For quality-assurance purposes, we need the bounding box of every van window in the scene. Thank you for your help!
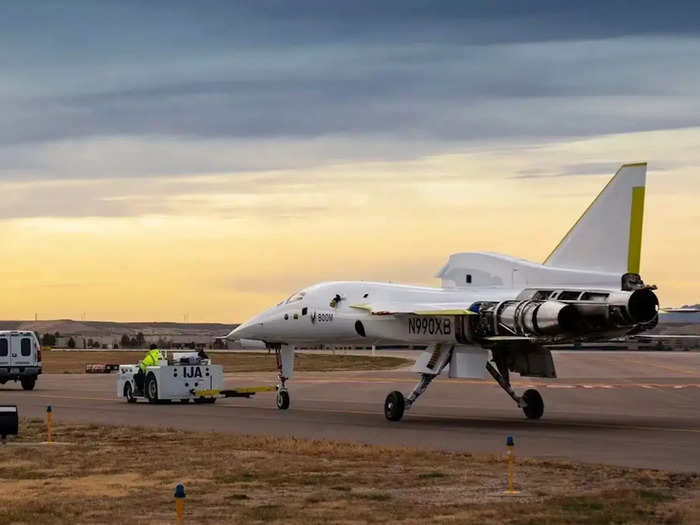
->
[21,338,31,356]
[0,339,7,357]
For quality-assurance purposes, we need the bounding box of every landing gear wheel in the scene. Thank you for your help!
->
[124,382,136,403]
[522,389,544,420]
[276,389,290,410]
[384,390,405,422]
[20,376,36,391]
[145,374,159,404]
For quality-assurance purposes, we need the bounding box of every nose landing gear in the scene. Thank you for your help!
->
[270,343,294,410]
[276,388,290,410]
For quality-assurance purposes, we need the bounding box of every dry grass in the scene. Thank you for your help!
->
[1,419,698,524]
[40,350,411,374]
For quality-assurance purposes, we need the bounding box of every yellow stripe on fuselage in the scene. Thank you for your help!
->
[627,186,645,274]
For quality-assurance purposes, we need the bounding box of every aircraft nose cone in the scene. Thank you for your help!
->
[227,319,262,340]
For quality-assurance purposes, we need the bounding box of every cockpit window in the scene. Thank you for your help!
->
[285,290,306,304]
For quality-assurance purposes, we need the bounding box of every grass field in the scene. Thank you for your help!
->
[1,420,698,524]
[40,350,411,374]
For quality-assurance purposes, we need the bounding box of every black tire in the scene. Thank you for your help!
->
[522,389,544,420]
[384,391,405,421]
[21,376,36,391]
[145,374,159,404]
[124,382,137,403]
[276,389,290,410]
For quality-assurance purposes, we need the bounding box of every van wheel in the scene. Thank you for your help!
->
[21,376,36,391]
[145,374,158,403]
[124,382,137,403]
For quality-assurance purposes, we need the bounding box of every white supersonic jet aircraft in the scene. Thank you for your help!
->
[228,162,696,421]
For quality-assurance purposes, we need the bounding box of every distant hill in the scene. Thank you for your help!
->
[0,319,236,338]
[658,304,700,324]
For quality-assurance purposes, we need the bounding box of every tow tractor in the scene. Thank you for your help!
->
[117,351,281,404]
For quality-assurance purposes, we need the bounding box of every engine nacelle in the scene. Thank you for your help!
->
[469,288,659,340]
[471,300,577,338]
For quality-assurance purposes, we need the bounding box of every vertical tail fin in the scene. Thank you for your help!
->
[544,163,647,274]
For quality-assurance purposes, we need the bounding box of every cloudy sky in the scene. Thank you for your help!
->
[1,1,699,321]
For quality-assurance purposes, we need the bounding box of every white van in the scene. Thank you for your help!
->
[0,331,42,390]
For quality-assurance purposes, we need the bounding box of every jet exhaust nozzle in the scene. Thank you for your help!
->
[531,301,579,334]
[627,288,659,324]
[478,300,578,338]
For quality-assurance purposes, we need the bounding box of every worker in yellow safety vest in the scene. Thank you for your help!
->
[134,344,163,395]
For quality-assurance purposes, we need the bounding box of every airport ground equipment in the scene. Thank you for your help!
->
[0,331,42,390]
[117,352,276,404]
[0,405,19,440]
[86,364,120,373]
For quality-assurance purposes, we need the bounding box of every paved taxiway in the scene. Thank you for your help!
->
[2,351,699,472]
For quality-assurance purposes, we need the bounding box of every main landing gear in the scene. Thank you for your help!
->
[385,371,443,422]
[385,344,452,422]
[486,360,544,420]
[383,349,545,422]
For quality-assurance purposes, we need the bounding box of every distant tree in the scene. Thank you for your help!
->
[113,343,119,350]
[54,331,60,339]
[120,334,130,348]
[135,332,145,348]
[41,333,56,346]
[91,340,101,348]
[67,337,76,349]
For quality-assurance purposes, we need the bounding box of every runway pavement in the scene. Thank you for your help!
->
[2,351,699,472]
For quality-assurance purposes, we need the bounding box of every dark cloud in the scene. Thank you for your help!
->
[1,2,700,179]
